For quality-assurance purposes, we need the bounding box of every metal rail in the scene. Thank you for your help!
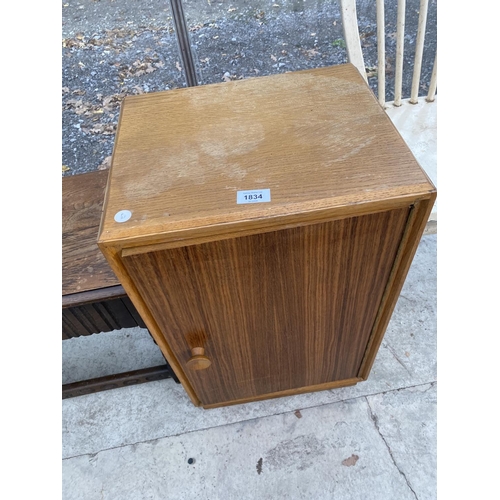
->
[169,0,198,87]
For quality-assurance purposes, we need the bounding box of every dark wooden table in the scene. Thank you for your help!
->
[62,170,178,398]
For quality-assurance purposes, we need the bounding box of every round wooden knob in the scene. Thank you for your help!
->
[186,347,212,371]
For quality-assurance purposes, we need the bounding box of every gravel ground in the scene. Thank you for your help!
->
[62,0,436,176]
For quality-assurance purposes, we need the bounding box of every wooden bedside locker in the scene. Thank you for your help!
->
[98,63,436,409]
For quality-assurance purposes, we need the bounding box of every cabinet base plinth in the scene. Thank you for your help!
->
[201,378,362,409]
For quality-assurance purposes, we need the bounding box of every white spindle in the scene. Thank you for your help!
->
[377,0,386,106]
[340,0,368,83]
[394,0,406,106]
[426,53,437,102]
[410,0,429,103]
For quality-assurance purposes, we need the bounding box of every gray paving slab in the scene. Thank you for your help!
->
[62,235,436,460]
[366,383,437,500]
[63,397,420,500]
[63,327,166,384]
[62,376,340,459]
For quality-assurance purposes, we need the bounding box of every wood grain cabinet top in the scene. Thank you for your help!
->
[98,64,436,408]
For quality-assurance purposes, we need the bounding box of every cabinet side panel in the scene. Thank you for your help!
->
[122,208,410,406]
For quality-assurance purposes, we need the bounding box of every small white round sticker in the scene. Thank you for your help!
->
[114,210,132,223]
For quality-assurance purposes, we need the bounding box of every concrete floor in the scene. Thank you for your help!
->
[62,234,436,500]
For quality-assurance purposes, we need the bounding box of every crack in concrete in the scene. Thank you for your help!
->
[419,381,436,392]
[384,341,413,377]
[398,294,413,302]
[366,397,419,500]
